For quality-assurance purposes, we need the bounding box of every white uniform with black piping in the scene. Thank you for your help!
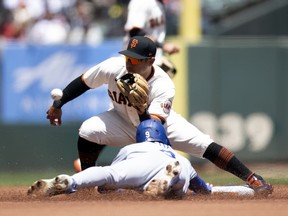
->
[79,56,213,158]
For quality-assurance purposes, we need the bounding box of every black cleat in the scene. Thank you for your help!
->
[248,174,273,197]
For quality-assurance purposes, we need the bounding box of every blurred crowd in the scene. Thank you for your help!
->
[0,0,127,45]
[0,0,259,45]
[0,0,181,45]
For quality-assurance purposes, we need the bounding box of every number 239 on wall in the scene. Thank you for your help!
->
[190,112,274,152]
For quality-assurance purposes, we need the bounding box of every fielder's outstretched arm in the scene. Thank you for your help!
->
[53,75,90,109]
[47,75,90,126]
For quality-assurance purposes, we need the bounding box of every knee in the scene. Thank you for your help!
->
[78,118,106,143]
[79,119,95,136]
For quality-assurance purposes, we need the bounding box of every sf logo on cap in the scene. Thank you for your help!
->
[130,39,138,48]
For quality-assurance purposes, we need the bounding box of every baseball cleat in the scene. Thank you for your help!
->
[144,160,181,197]
[27,174,76,196]
[248,174,273,196]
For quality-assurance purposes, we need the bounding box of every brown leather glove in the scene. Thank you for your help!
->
[116,73,149,114]
[46,106,62,126]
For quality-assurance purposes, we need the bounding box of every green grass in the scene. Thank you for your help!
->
[0,170,74,186]
[196,162,288,186]
[0,170,287,186]
[198,173,288,186]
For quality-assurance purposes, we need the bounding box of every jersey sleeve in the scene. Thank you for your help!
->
[147,74,175,120]
[124,0,148,31]
[83,57,125,89]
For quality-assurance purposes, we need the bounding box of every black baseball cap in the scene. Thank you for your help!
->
[119,36,156,60]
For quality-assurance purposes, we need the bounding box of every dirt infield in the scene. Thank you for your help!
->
[0,185,287,216]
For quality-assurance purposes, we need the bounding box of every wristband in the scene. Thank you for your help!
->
[53,100,63,109]
[139,110,151,122]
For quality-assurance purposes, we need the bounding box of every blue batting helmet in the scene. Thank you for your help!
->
[136,119,170,145]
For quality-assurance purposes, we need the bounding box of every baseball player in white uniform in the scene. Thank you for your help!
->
[46,36,272,196]
[123,0,179,77]
[28,120,254,197]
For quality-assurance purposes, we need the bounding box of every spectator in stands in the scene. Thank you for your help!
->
[66,0,104,45]
[27,8,69,44]
[1,1,32,41]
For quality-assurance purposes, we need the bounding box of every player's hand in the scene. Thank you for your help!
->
[46,106,62,126]
[162,42,179,55]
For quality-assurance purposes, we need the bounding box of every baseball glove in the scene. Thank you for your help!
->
[159,56,177,78]
[116,73,149,113]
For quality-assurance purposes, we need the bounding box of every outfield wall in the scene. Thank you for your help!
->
[0,38,287,171]
[187,37,288,162]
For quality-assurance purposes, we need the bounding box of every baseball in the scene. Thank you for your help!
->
[50,88,63,101]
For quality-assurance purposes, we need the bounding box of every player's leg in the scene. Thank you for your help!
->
[202,142,273,196]
[28,154,166,197]
[166,113,272,196]
[144,160,182,197]
[143,152,211,197]
[27,166,118,197]
[27,174,77,196]
[77,109,136,171]
[77,137,106,170]
[74,153,180,191]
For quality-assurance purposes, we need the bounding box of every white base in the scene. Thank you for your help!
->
[211,185,255,196]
